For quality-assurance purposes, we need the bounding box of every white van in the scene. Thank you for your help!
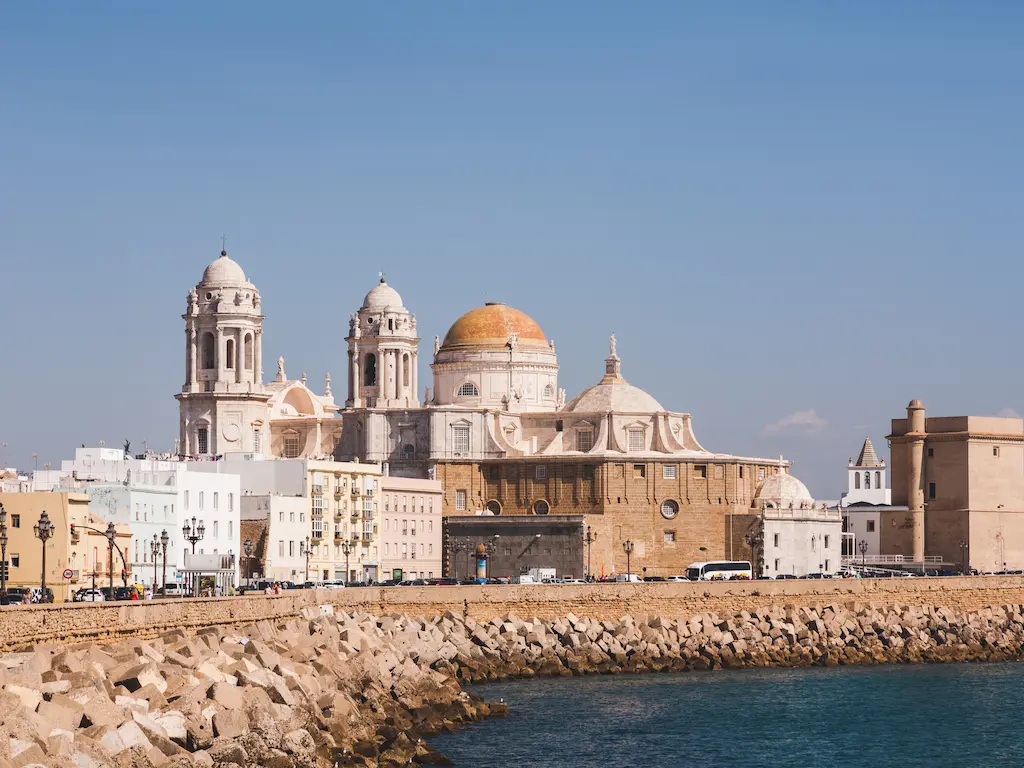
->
[614,573,642,583]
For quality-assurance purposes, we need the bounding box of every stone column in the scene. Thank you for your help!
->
[907,399,927,563]
[411,349,418,407]
[188,326,197,388]
[347,348,356,407]
[236,328,243,384]
[254,329,262,390]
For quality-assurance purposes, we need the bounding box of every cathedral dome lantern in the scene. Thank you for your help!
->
[564,336,664,413]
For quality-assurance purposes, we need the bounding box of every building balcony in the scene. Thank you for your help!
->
[334,531,344,541]
[334,513,344,523]
[310,530,323,541]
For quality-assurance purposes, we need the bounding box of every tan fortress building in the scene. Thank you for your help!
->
[338,284,794,578]
[886,399,1024,573]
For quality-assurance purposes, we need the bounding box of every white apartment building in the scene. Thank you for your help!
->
[380,476,443,581]
[33,446,241,588]
[241,495,307,583]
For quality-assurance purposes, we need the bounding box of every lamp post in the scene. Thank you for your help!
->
[0,502,8,598]
[584,525,598,582]
[744,528,764,579]
[33,512,55,602]
[101,521,117,597]
[182,517,205,597]
[959,540,969,575]
[622,539,634,580]
[160,529,169,594]
[341,539,353,584]
[304,537,311,583]
[151,535,160,592]
[858,539,868,567]
[449,537,468,581]
[243,539,253,588]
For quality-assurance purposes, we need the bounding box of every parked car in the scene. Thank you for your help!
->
[74,588,106,602]
[159,583,188,598]
[113,586,139,601]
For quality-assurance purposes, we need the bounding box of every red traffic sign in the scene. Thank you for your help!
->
[62,568,74,580]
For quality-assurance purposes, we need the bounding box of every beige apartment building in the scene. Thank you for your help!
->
[379,476,443,581]
[0,492,131,601]
[886,400,1024,572]
[306,460,383,583]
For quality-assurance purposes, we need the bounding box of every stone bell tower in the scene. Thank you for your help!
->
[176,248,270,456]
[346,277,420,409]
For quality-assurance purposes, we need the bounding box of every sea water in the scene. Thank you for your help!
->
[433,663,1024,767]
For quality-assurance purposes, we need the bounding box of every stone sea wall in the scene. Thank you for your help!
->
[6,576,1024,649]
[4,600,1024,766]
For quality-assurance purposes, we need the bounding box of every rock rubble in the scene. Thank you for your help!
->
[2,600,1024,766]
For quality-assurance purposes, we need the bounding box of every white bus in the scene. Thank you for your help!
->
[685,561,753,581]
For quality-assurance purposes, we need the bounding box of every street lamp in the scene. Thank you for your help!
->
[243,539,253,588]
[858,539,868,566]
[182,517,205,596]
[744,528,764,579]
[150,534,160,593]
[0,502,8,598]
[959,540,969,575]
[304,536,311,583]
[103,522,117,597]
[160,529,169,594]
[584,525,598,582]
[33,512,55,602]
[341,539,353,584]
[622,539,634,580]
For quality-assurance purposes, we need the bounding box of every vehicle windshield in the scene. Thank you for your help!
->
[686,567,700,580]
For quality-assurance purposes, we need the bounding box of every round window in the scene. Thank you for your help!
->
[486,500,502,515]
[661,500,679,519]
[206,292,213,300]
[533,500,549,515]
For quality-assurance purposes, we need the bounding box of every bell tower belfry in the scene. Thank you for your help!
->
[176,249,270,456]
[346,276,420,409]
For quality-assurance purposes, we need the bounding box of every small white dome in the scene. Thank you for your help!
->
[754,472,814,508]
[564,381,664,413]
[362,278,404,310]
[202,250,249,285]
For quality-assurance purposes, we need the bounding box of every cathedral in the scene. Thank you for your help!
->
[176,249,341,459]
[175,249,805,576]
[337,278,792,577]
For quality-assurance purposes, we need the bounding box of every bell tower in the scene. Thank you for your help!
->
[346,276,420,409]
[176,248,270,456]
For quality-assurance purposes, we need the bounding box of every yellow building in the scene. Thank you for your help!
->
[306,460,383,583]
[0,492,131,602]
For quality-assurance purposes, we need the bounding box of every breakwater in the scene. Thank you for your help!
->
[7,575,1024,649]
[5,598,1024,766]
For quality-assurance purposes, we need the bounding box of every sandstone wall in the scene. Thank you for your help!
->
[6,576,1024,649]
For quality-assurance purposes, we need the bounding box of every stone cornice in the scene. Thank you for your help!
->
[888,431,1024,444]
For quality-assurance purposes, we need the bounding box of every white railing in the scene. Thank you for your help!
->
[763,507,842,522]
[842,554,943,565]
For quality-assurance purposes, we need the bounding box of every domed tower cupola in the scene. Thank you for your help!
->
[176,246,270,457]
[346,275,420,409]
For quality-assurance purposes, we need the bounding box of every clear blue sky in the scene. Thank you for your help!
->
[2,2,1022,495]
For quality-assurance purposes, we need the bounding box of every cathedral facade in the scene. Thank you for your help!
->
[337,282,792,577]
[177,249,342,459]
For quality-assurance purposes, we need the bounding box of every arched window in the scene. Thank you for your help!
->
[875,471,881,489]
[457,382,479,397]
[661,500,679,519]
[201,332,216,369]
[401,444,415,460]
[543,383,554,399]
[533,499,549,515]
[486,500,502,515]
[225,338,235,369]
[864,472,871,490]
[363,354,377,387]
[244,334,253,370]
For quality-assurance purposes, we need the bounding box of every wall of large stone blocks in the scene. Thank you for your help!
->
[437,459,777,577]
[6,576,1024,650]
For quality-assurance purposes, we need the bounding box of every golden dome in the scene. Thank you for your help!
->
[441,302,549,351]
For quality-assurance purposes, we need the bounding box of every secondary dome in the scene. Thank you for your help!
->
[362,278,404,310]
[564,381,664,413]
[202,250,249,286]
[753,471,814,508]
[441,302,549,351]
